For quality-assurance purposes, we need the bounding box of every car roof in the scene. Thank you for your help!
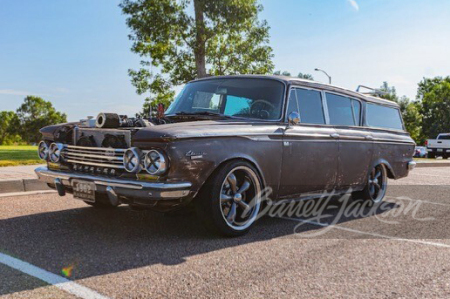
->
[192,75,400,107]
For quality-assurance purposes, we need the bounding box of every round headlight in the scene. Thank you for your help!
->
[123,147,142,173]
[144,150,167,175]
[49,143,64,163]
[38,141,49,160]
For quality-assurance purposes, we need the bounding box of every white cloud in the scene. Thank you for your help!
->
[0,89,31,96]
[347,0,359,11]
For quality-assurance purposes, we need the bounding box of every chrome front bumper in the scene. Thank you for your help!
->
[35,166,192,203]
[408,161,417,171]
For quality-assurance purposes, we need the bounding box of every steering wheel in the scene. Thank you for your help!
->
[250,100,275,119]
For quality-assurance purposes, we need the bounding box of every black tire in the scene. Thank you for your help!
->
[195,160,263,237]
[428,152,436,159]
[352,164,388,204]
[83,194,119,209]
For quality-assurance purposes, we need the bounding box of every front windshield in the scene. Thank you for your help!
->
[166,78,285,120]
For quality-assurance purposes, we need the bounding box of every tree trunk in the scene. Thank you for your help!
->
[194,0,207,78]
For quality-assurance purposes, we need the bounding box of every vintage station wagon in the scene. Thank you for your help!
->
[36,75,416,236]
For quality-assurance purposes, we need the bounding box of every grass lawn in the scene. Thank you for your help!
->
[0,145,42,167]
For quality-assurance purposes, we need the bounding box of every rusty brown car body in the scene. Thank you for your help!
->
[35,75,416,236]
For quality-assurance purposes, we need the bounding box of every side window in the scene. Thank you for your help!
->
[287,88,325,124]
[366,104,404,130]
[326,93,358,126]
[351,99,361,125]
[286,90,299,118]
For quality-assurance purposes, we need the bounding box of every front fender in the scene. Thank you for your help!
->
[163,136,282,198]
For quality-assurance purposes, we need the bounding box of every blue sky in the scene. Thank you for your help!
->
[1,0,450,121]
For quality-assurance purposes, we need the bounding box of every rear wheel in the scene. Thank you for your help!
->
[195,160,262,237]
[353,164,388,203]
[428,152,436,159]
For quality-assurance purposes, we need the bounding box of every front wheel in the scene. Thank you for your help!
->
[195,161,263,237]
[353,164,388,203]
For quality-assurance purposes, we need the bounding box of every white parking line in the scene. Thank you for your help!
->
[278,216,450,248]
[386,195,450,208]
[0,252,109,299]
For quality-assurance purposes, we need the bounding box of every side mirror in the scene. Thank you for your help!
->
[288,112,300,126]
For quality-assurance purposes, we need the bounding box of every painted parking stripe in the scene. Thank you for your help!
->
[386,195,450,208]
[0,252,109,299]
[278,216,450,248]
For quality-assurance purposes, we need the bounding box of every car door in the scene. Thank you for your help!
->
[324,93,373,189]
[279,87,339,199]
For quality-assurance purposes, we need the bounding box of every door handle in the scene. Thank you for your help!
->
[365,135,374,140]
[330,133,340,139]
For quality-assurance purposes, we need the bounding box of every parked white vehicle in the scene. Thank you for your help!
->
[426,133,450,158]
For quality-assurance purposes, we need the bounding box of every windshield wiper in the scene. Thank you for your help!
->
[173,111,233,118]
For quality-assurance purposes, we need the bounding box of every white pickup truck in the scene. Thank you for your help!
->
[427,133,450,158]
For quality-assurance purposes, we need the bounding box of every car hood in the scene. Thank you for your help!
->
[132,120,283,143]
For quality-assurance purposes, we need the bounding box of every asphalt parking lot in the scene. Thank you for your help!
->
[1,167,450,298]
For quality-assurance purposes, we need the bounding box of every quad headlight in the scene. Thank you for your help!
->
[144,150,167,175]
[38,141,49,160]
[123,147,142,173]
[48,143,64,163]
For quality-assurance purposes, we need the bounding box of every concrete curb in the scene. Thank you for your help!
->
[0,179,50,194]
[416,162,450,168]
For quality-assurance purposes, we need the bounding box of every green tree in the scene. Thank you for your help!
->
[16,96,67,144]
[297,72,314,80]
[420,80,450,140]
[417,76,450,100]
[273,71,314,80]
[0,111,21,145]
[379,82,424,144]
[121,0,274,114]
[273,71,291,76]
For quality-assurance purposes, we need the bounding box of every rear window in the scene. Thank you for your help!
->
[366,104,404,130]
[438,135,450,140]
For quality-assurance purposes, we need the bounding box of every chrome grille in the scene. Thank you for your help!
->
[63,145,125,169]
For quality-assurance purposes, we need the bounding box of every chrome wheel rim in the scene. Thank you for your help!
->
[220,166,261,231]
[368,165,387,203]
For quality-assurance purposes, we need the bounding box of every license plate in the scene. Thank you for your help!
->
[72,180,96,202]
[437,149,444,152]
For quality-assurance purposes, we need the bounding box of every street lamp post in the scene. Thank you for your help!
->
[314,68,332,84]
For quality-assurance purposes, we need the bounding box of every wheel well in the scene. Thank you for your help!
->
[382,163,395,179]
[195,157,265,199]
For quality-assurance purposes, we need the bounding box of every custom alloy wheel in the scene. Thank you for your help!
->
[219,166,261,231]
[352,164,388,203]
[195,161,263,236]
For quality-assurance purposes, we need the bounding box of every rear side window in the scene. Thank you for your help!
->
[287,88,325,124]
[438,135,450,140]
[366,104,404,130]
[325,93,361,126]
